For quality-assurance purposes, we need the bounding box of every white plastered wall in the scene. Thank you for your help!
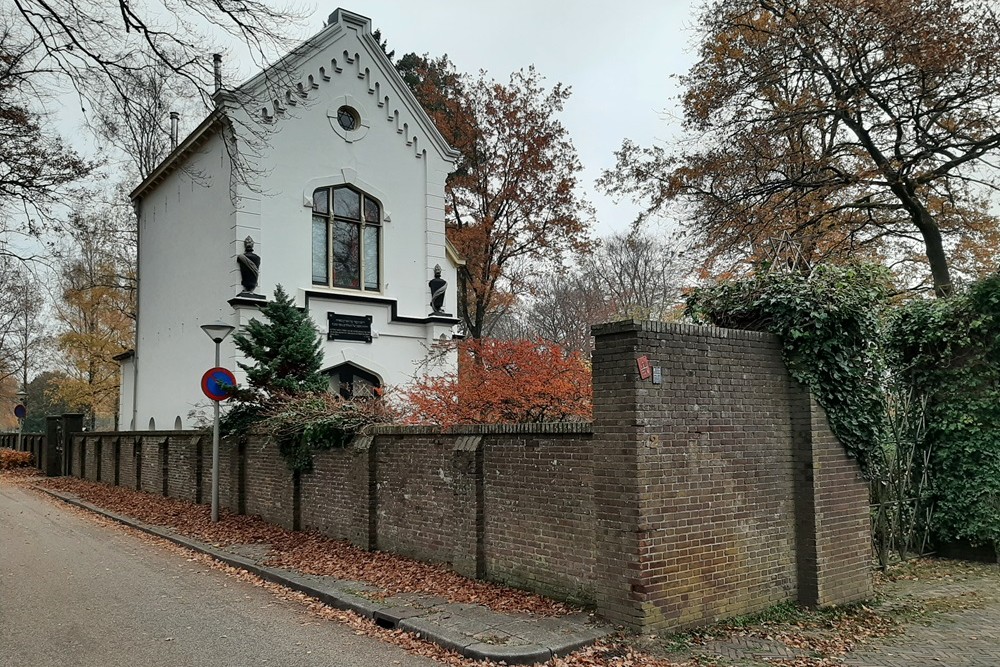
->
[132,131,240,429]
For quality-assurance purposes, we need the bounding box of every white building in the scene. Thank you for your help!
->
[118,8,461,430]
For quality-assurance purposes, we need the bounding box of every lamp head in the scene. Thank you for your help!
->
[200,320,236,343]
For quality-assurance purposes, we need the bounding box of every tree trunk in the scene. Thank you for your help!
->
[912,209,953,298]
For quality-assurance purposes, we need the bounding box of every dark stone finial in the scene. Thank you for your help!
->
[237,236,262,297]
[429,264,448,315]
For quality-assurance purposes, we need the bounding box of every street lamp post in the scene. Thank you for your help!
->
[200,321,235,523]
[15,389,26,453]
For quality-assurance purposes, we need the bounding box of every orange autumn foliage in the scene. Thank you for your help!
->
[403,338,592,427]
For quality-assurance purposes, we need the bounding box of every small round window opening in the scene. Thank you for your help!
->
[337,105,359,132]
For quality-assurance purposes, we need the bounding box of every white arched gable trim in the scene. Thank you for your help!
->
[301,168,392,222]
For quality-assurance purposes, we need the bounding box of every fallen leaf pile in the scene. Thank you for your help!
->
[38,476,569,616]
[0,466,40,480]
[0,449,35,470]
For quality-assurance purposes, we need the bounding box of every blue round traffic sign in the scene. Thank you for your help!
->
[201,367,237,402]
[13,404,26,420]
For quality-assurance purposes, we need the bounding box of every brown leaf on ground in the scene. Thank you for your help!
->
[37,476,570,616]
[0,467,41,480]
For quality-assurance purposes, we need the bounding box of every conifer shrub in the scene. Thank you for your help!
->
[221,285,393,472]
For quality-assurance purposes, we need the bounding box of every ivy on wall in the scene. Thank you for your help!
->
[686,264,892,474]
[888,275,1000,547]
[689,264,1000,550]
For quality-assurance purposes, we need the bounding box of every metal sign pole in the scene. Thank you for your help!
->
[212,339,221,523]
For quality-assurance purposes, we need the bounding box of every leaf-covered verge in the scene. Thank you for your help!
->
[887,274,1000,548]
[686,264,892,473]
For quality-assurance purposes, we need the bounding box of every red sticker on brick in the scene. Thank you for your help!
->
[636,355,652,380]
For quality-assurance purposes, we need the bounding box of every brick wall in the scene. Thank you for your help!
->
[139,436,167,496]
[66,319,871,632]
[590,321,872,631]
[166,435,203,504]
[244,436,295,529]
[118,437,138,490]
[300,445,356,540]
[83,436,101,483]
[374,432,455,563]
[482,432,595,604]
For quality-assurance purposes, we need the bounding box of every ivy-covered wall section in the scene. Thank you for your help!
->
[889,275,1000,549]
[690,265,1000,555]
[686,264,891,474]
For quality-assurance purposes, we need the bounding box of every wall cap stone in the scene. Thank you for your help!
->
[366,422,593,436]
[591,319,778,343]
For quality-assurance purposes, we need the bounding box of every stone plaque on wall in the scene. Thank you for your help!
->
[327,313,373,343]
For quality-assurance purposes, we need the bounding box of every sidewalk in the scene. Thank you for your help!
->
[39,485,610,665]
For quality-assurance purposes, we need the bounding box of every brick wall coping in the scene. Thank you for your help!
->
[592,319,777,343]
[77,423,594,439]
[366,422,593,436]
[74,430,202,438]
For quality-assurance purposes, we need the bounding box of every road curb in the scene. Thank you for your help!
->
[39,487,608,664]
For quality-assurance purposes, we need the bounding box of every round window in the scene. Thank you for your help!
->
[337,105,359,131]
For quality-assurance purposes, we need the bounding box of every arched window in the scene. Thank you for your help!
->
[312,185,380,291]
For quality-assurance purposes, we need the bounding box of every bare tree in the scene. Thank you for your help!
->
[497,232,690,355]
[0,259,48,392]
[88,60,197,181]
[0,21,92,244]
[602,0,1000,296]
[9,0,300,107]
[582,233,688,322]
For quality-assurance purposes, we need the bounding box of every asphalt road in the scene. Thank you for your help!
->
[0,483,438,667]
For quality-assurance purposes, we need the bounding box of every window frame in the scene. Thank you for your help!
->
[311,185,382,293]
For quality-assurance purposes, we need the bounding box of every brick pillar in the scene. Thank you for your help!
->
[451,435,484,579]
[348,435,377,550]
[61,413,84,477]
[94,437,103,482]
[591,322,646,629]
[792,391,873,607]
[43,416,61,477]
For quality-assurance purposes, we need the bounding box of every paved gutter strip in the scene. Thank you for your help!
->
[39,487,609,665]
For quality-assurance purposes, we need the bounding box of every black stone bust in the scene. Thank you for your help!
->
[237,236,261,296]
[429,264,448,315]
